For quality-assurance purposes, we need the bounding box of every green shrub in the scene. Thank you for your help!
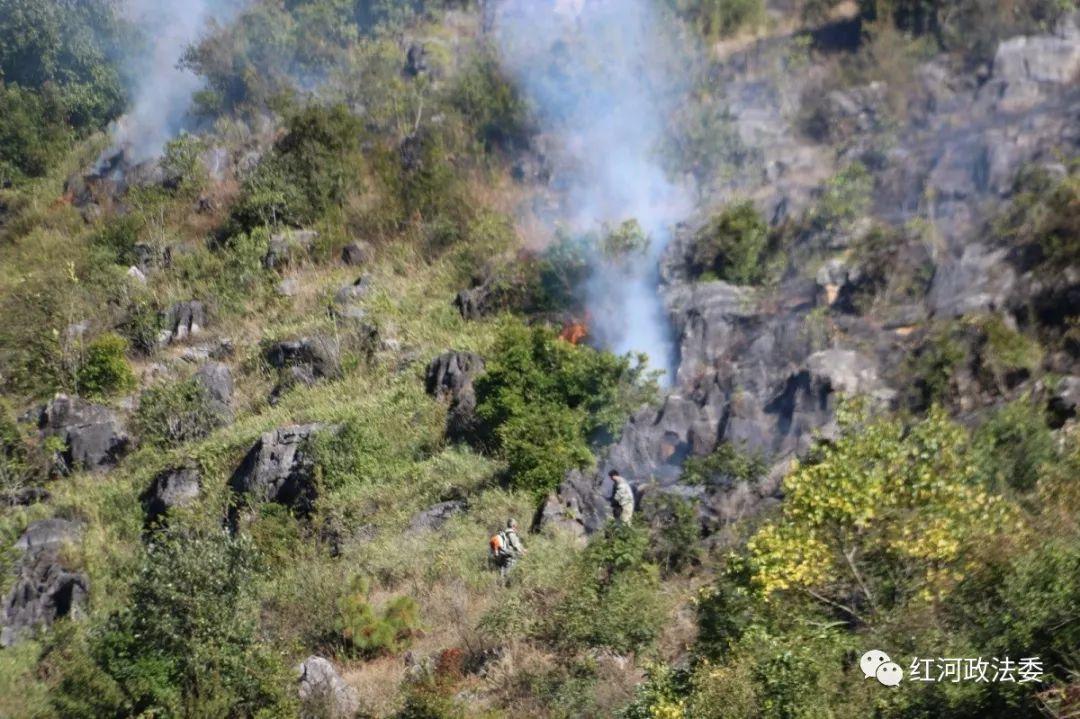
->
[450,51,531,153]
[682,442,766,486]
[549,523,665,654]
[473,321,657,496]
[0,84,70,183]
[161,133,209,198]
[230,103,364,232]
[118,294,164,356]
[690,201,770,285]
[600,219,650,260]
[51,528,295,718]
[996,169,1080,277]
[133,378,226,449]
[336,576,421,658]
[0,399,46,502]
[642,492,702,575]
[90,215,143,267]
[78,333,136,398]
[903,322,967,409]
[973,314,1044,392]
[973,399,1057,493]
[809,162,873,234]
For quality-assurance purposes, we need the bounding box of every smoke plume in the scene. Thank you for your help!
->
[108,0,247,164]
[494,0,693,382]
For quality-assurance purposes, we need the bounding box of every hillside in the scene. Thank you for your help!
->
[0,1,1078,718]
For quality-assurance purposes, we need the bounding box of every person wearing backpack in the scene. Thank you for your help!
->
[490,518,527,582]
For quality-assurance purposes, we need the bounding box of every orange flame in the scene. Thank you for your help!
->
[559,319,588,345]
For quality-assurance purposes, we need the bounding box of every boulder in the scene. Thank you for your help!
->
[815,258,862,310]
[408,500,466,533]
[805,349,895,402]
[540,469,608,538]
[928,244,1016,317]
[332,276,374,329]
[425,351,486,441]
[230,424,332,512]
[404,43,429,78]
[143,465,201,523]
[341,241,373,267]
[265,335,341,380]
[296,656,360,719]
[126,266,147,285]
[819,81,889,141]
[159,300,206,345]
[1048,375,1080,428]
[983,13,1080,111]
[194,361,233,409]
[454,285,492,320]
[264,229,318,270]
[993,17,1080,85]
[38,395,130,473]
[3,487,50,507]
[1,519,88,647]
[269,365,318,406]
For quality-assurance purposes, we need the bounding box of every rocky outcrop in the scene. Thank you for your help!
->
[230,424,333,513]
[454,284,493,320]
[296,656,361,719]
[266,336,342,380]
[38,395,130,473]
[408,500,467,533]
[818,81,889,141]
[143,466,201,523]
[405,43,429,78]
[425,351,486,440]
[264,229,318,270]
[341,241,373,267]
[988,12,1080,111]
[194,361,233,418]
[1048,375,1080,428]
[159,300,206,345]
[1,519,88,647]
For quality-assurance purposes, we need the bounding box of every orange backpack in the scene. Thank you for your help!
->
[489,531,507,559]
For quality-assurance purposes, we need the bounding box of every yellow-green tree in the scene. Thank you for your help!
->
[747,407,1016,618]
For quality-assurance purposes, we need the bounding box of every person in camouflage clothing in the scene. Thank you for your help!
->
[490,518,527,583]
[609,469,634,524]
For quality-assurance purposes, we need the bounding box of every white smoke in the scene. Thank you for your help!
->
[494,0,692,383]
[109,0,248,164]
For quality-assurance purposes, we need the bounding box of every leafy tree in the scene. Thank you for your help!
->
[450,51,531,153]
[473,321,656,495]
[0,84,70,182]
[230,104,364,232]
[50,528,295,718]
[0,0,127,180]
[747,407,1014,615]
